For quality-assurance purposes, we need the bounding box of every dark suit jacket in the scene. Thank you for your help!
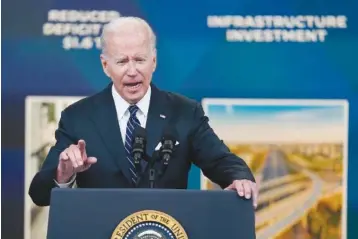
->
[29,83,255,206]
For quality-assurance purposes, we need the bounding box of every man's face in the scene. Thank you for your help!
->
[100,27,156,104]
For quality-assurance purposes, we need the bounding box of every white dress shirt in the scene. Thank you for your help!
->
[55,85,152,187]
[111,84,151,143]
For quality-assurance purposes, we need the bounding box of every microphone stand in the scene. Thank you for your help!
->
[134,159,143,188]
[148,152,159,188]
[149,168,155,188]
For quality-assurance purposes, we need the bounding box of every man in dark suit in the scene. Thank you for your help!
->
[29,16,258,207]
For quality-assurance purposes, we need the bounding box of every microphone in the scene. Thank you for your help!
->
[132,126,146,170]
[159,128,177,176]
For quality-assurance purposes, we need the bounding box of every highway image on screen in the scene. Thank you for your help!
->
[201,99,348,239]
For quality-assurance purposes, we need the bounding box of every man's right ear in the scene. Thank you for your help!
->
[100,54,111,78]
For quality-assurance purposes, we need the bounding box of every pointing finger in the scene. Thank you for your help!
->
[73,147,83,166]
[77,140,86,153]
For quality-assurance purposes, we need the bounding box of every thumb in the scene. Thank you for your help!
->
[86,156,97,165]
[224,183,234,190]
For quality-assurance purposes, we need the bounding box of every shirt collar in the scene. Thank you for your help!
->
[111,84,151,120]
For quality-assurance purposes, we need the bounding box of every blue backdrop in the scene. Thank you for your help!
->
[2,0,358,238]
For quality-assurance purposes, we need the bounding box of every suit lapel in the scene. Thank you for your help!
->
[89,83,171,184]
[90,84,132,184]
[145,85,171,160]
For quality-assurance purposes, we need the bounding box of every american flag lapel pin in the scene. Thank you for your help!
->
[160,114,166,119]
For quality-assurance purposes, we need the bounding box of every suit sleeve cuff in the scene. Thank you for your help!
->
[53,174,76,188]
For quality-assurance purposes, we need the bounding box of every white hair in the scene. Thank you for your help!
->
[100,16,157,55]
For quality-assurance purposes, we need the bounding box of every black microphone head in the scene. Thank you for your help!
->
[160,127,178,158]
[132,126,146,163]
[161,127,178,143]
[134,126,146,139]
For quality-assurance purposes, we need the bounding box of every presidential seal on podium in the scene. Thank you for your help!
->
[111,210,188,239]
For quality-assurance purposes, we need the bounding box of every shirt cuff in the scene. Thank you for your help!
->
[54,174,76,188]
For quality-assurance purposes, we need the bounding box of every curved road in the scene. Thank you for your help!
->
[256,150,324,239]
